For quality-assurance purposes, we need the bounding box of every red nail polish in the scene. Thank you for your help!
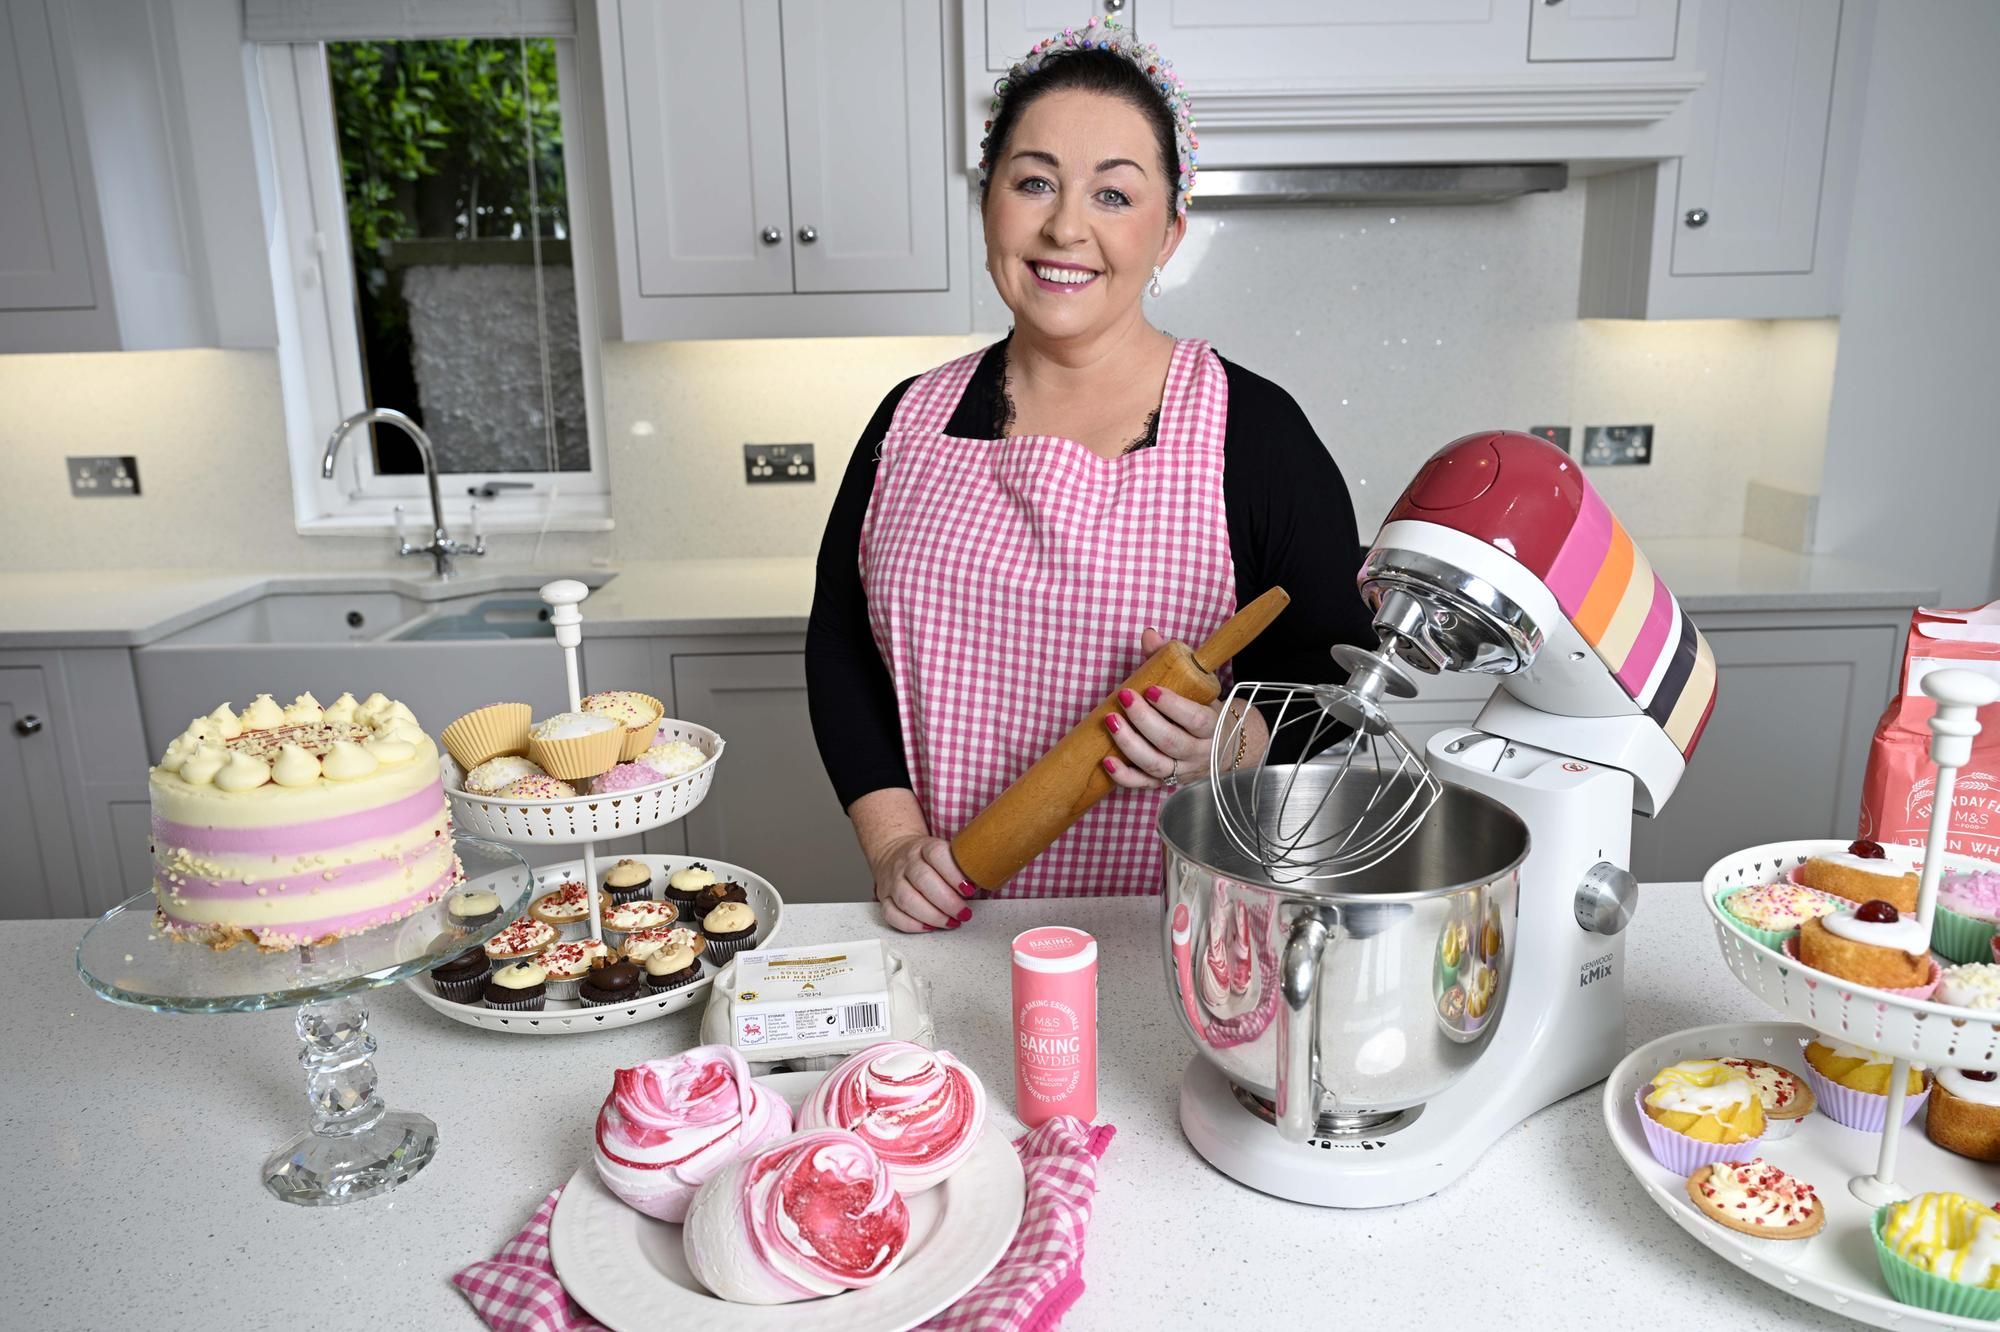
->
[1104,714,1122,734]
[958,881,978,898]
[1118,688,1137,708]
[1144,685,1163,703]
[1102,757,1118,774]
[922,923,937,932]
[957,908,973,923]
[945,918,961,929]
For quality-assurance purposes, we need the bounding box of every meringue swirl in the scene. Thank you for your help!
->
[799,1040,987,1193]
[592,1046,793,1223]
[683,1129,909,1304]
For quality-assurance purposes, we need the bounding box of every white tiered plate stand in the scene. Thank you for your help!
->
[404,579,782,1033]
[1608,666,2000,1328]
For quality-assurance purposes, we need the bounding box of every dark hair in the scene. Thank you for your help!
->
[981,49,1180,222]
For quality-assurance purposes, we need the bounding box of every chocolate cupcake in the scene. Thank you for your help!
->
[578,958,644,1008]
[602,858,655,905]
[431,945,492,1003]
[663,862,716,909]
[446,888,503,931]
[642,937,702,994]
[691,880,750,919]
[484,959,548,1011]
[700,901,759,964]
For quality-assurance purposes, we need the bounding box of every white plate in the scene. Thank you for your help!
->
[441,719,724,844]
[1605,1020,1998,1331]
[550,1071,1027,1332]
[401,854,782,1035]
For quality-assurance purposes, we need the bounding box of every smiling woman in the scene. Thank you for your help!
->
[805,19,1378,933]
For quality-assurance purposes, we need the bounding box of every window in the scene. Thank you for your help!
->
[257,30,609,532]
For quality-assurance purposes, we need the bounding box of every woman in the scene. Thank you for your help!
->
[807,19,1375,932]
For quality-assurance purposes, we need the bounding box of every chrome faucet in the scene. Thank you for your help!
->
[322,407,486,580]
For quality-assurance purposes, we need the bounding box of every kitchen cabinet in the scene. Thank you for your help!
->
[1529,0,1683,62]
[0,667,83,918]
[1579,0,1873,319]
[593,0,972,339]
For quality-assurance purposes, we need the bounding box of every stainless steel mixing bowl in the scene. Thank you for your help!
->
[1160,765,1529,1141]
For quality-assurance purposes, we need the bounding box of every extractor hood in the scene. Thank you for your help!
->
[1194,163,1568,207]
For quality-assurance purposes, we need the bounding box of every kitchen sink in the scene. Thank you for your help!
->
[389,598,555,641]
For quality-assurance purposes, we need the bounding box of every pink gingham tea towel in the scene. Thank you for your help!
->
[453,1117,1116,1332]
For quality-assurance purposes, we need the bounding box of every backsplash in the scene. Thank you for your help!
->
[0,189,1837,573]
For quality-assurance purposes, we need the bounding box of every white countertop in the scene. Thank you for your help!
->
[0,539,1937,649]
[16,884,1851,1331]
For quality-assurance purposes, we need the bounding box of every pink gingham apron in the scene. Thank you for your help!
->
[858,337,1237,898]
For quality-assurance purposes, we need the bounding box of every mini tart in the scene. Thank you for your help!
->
[1803,1039,1929,1094]
[441,702,531,770]
[1799,854,1919,913]
[580,690,665,761]
[602,857,655,904]
[1926,1070,2000,1162]
[538,939,612,1001]
[1717,1056,1816,1130]
[1687,1160,1825,1241]
[482,916,557,962]
[529,882,613,940]
[1874,1193,2000,1317]
[622,925,703,964]
[1643,1061,1767,1143]
[602,898,679,940]
[1796,914,1931,989]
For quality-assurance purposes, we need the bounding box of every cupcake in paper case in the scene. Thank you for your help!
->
[483,959,548,1011]
[1718,881,1842,951]
[1938,962,2000,1012]
[578,959,645,1008]
[664,861,717,909]
[538,939,612,1002]
[580,690,665,761]
[1686,1160,1824,1261]
[1874,1194,2000,1320]
[593,1045,793,1223]
[526,711,625,780]
[641,938,702,994]
[1938,869,2000,963]
[1799,1039,1930,1131]
[462,754,544,795]
[441,702,531,770]
[587,762,664,797]
[1636,1060,1767,1176]
[638,737,709,779]
[496,773,577,802]
[600,857,655,905]
[429,945,492,1003]
[701,900,760,964]
[1781,932,1942,999]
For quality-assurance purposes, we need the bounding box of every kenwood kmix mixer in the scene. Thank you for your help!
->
[1161,430,1718,1207]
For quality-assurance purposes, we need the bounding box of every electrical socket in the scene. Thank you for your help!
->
[1581,425,1653,466]
[1527,425,1572,454]
[68,455,142,497]
[744,443,816,484]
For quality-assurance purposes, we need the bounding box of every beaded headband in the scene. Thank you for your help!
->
[978,16,1198,217]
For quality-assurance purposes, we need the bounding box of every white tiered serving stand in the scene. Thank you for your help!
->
[1606,666,2000,1329]
[406,579,783,1034]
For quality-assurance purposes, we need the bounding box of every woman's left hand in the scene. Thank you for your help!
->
[1101,628,1225,790]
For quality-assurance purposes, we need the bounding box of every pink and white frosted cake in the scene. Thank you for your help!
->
[149,691,460,949]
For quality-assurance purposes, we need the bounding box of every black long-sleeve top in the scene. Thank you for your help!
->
[806,340,1376,811]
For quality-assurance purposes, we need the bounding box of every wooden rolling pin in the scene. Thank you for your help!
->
[951,587,1291,890]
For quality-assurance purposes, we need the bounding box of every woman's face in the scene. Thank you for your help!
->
[984,89,1184,343]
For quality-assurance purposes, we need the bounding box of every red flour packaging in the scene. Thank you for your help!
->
[1857,601,2000,859]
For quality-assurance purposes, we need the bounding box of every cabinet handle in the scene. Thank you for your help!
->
[797,225,819,245]
[760,226,782,246]
[1104,0,1126,10]
[14,715,42,737]
[1684,208,1710,228]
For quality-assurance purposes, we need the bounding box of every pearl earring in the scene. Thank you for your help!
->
[1149,265,1163,298]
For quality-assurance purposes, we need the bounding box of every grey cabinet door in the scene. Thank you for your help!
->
[0,666,84,917]
[672,653,871,905]
[1630,622,1898,882]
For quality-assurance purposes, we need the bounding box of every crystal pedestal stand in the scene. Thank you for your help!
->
[76,835,533,1207]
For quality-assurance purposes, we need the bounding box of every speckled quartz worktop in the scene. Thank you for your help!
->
[0,540,1939,649]
[16,886,1841,1331]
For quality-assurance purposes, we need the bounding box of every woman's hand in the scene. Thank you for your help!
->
[1102,629,1265,788]
[868,833,976,933]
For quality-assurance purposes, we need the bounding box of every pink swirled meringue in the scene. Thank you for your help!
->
[683,1129,910,1305]
[797,1040,987,1193]
[592,1045,793,1222]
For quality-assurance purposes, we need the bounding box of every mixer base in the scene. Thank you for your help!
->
[1224,1080,1423,1139]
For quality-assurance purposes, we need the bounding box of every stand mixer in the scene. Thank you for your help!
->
[1160,430,1718,1207]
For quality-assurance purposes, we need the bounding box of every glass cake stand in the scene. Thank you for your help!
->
[75,835,533,1207]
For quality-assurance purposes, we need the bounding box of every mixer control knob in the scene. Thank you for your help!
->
[1574,862,1638,935]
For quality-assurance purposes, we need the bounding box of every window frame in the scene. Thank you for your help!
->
[256,36,612,534]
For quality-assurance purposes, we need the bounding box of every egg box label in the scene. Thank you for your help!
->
[729,939,891,1056]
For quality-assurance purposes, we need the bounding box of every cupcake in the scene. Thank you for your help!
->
[1794,902,1938,994]
[663,862,716,909]
[1874,1193,2000,1319]
[799,1042,988,1193]
[441,702,531,769]
[430,946,491,1003]
[1637,1060,1767,1175]
[592,1046,793,1222]
[600,897,678,951]
[638,737,708,778]
[1937,869,2000,964]
[580,690,666,761]
[529,881,611,941]
[497,773,577,801]
[462,755,544,795]
[1801,1039,1930,1130]
[539,939,612,1001]
[691,879,750,919]
[1720,881,1841,950]
[484,959,548,1011]
[1716,1056,1817,1140]
[601,857,655,905]
[1939,963,2000,1011]
[579,958,645,1008]
[642,938,702,993]
[1686,1160,1824,1258]
[1799,841,1920,913]
[446,887,504,931]
[622,925,703,966]
[526,712,624,781]
[482,916,557,964]
[587,763,663,796]
[1927,1068,2000,1162]
[701,900,759,964]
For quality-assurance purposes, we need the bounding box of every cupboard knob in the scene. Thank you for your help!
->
[1684,208,1710,228]
[797,225,819,244]
[760,226,782,245]
[1104,0,1126,10]
[14,715,42,737]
